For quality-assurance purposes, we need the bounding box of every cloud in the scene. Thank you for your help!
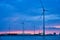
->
[25,8,42,14]
[2,13,60,23]
[1,13,60,30]
[0,3,18,13]
[45,14,60,20]
[25,14,60,21]
[46,27,60,30]
[53,26,60,28]
[3,16,19,22]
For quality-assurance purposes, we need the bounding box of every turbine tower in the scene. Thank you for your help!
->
[9,23,10,34]
[22,22,24,34]
[34,24,35,34]
[40,0,46,35]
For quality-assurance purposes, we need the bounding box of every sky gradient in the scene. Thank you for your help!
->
[0,0,60,34]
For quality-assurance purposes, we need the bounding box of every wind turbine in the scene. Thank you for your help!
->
[21,18,26,34]
[9,23,10,34]
[21,21,24,34]
[34,24,35,34]
[40,0,47,35]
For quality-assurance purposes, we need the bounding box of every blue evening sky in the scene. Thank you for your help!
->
[0,0,60,32]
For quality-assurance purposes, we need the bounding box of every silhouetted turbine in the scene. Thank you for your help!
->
[21,21,25,34]
[34,24,35,34]
[40,0,46,35]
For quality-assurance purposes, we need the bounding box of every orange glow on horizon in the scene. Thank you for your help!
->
[0,30,59,34]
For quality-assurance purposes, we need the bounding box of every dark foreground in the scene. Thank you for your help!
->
[0,35,60,40]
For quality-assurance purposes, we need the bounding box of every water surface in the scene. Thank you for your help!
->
[0,36,60,40]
